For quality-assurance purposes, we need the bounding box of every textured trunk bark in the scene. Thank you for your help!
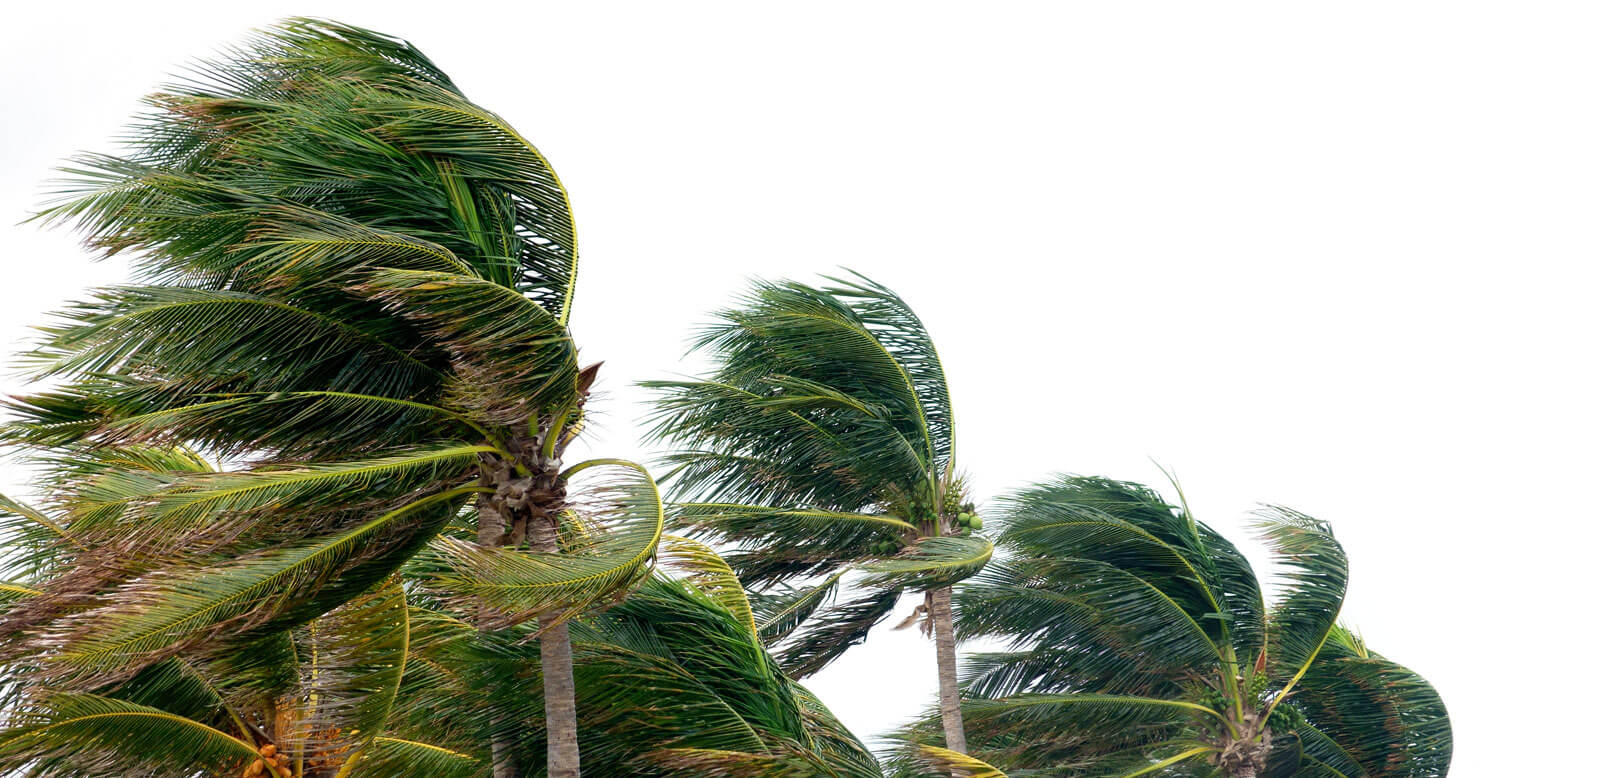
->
[540,617,581,778]
[479,495,521,778]
[929,586,967,753]
[1235,766,1257,778]
[529,510,581,778]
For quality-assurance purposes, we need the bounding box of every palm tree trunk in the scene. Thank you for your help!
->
[478,496,521,778]
[530,514,581,778]
[928,586,967,753]
[540,617,581,777]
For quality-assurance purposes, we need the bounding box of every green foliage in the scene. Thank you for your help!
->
[889,475,1452,777]
[646,273,988,678]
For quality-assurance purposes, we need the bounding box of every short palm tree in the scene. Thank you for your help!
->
[892,475,1451,777]
[2,20,658,777]
[645,274,992,752]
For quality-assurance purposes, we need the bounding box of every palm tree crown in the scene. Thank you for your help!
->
[892,475,1451,778]
[645,273,991,750]
[1,19,658,777]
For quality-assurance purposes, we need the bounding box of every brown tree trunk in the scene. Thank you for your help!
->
[530,513,581,778]
[929,586,967,753]
[479,495,521,778]
[540,617,581,778]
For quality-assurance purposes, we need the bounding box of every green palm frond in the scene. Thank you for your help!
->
[751,572,845,645]
[660,535,758,638]
[27,285,441,398]
[38,486,475,684]
[860,535,993,591]
[1255,507,1349,707]
[692,275,951,479]
[672,502,916,580]
[955,557,1222,690]
[341,736,486,778]
[638,746,840,777]
[356,269,579,421]
[104,445,491,540]
[1287,627,1451,777]
[284,582,410,758]
[0,693,260,776]
[41,17,577,314]
[646,379,929,511]
[771,588,901,679]
[419,460,662,626]
[56,390,486,460]
[950,474,1445,776]
[0,493,80,583]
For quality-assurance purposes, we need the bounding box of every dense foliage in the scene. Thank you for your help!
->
[0,18,1449,778]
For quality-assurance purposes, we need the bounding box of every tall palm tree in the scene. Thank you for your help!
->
[891,475,1451,777]
[2,20,659,777]
[645,274,992,752]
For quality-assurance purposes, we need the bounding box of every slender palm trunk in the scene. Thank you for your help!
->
[478,497,522,778]
[530,493,581,778]
[539,618,581,777]
[929,586,967,753]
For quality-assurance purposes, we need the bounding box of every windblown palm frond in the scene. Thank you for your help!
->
[893,475,1451,778]
[0,580,475,778]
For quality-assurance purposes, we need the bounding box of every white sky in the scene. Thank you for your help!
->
[4,3,1596,774]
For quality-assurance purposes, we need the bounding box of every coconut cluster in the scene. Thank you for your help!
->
[243,744,292,778]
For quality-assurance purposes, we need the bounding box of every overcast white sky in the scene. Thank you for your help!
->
[3,3,1596,773]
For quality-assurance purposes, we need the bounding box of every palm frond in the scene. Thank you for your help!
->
[909,744,1009,778]
[284,582,410,759]
[659,534,757,638]
[751,572,845,645]
[341,736,486,778]
[1255,507,1349,704]
[0,693,259,776]
[26,285,441,399]
[771,588,901,678]
[860,535,994,591]
[33,486,475,685]
[357,269,580,422]
[419,459,662,626]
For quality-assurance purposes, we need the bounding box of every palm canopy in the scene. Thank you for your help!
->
[0,19,656,701]
[644,273,991,677]
[887,476,1450,778]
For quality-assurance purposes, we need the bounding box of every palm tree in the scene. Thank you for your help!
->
[2,20,659,777]
[394,536,884,777]
[890,475,1451,777]
[645,273,992,752]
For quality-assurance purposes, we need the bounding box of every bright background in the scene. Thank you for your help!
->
[5,4,1596,774]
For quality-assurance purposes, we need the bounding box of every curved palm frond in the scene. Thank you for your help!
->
[0,693,260,776]
[1255,507,1349,709]
[419,459,662,627]
[35,486,475,685]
